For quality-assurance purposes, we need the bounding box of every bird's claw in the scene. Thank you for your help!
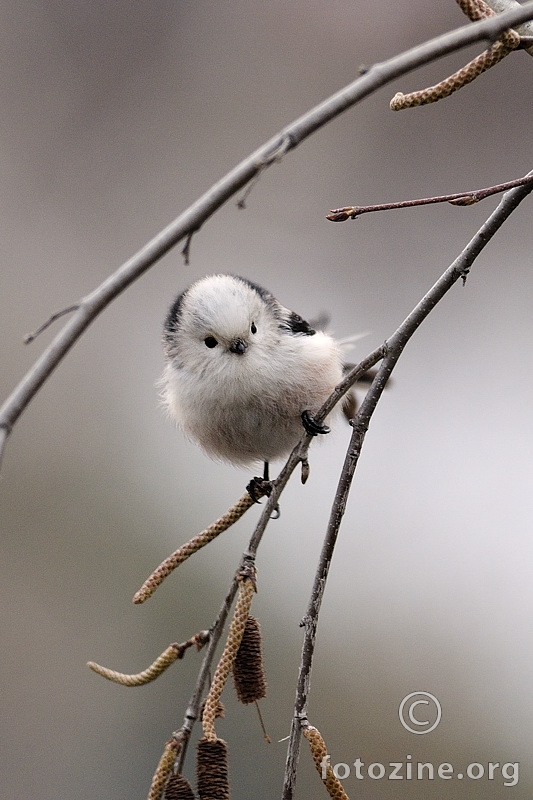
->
[246,477,273,503]
[301,410,330,436]
[246,477,280,518]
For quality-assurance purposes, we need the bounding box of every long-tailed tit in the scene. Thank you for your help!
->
[161,274,353,481]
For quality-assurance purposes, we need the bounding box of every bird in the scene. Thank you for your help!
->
[160,274,354,484]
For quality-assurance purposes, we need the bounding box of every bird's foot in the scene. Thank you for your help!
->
[301,410,330,436]
[246,476,273,503]
[246,467,280,519]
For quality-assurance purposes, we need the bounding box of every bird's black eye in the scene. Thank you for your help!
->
[251,322,257,334]
[204,336,218,348]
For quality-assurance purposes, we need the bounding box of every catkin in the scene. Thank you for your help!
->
[303,725,350,800]
[163,772,196,800]
[197,737,230,800]
[233,615,267,704]
[202,575,256,740]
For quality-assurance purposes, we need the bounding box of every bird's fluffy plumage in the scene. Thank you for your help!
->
[161,274,344,466]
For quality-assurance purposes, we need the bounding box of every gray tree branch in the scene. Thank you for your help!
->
[281,171,533,799]
[485,0,533,48]
[2,2,533,468]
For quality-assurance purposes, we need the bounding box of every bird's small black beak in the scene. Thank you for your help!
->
[229,338,247,355]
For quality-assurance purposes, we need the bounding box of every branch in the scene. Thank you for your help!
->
[326,175,533,221]
[173,573,242,773]
[2,2,533,469]
[281,170,533,800]
[485,0,533,53]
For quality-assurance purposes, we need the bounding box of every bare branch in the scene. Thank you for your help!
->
[0,427,8,472]
[23,305,79,344]
[327,175,533,221]
[281,170,533,800]
[2,2,533,468]
[180,231,195,266]
[173,576,241,773]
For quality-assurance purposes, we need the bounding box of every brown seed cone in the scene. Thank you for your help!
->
[233,615,266,704]
[196,737,230,800]
[164,772,196,800]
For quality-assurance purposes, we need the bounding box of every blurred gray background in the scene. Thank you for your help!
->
[1,2,532,798]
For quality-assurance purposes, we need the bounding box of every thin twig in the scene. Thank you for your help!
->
[2,3,533,470]
[151,434,310,776]
[170,449,307,774]
[23,305,79,344]
[281,170,533,800]
[180,231,195,266]
[327,175,533,221]
[0,426,8,472]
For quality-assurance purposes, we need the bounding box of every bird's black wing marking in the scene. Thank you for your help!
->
[163,289,187,344]
[283,311,316,336]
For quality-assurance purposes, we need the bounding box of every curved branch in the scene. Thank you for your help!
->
[281,170,533,800]
[2,3,533,469]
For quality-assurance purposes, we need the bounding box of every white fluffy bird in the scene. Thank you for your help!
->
[161,274,349,474]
